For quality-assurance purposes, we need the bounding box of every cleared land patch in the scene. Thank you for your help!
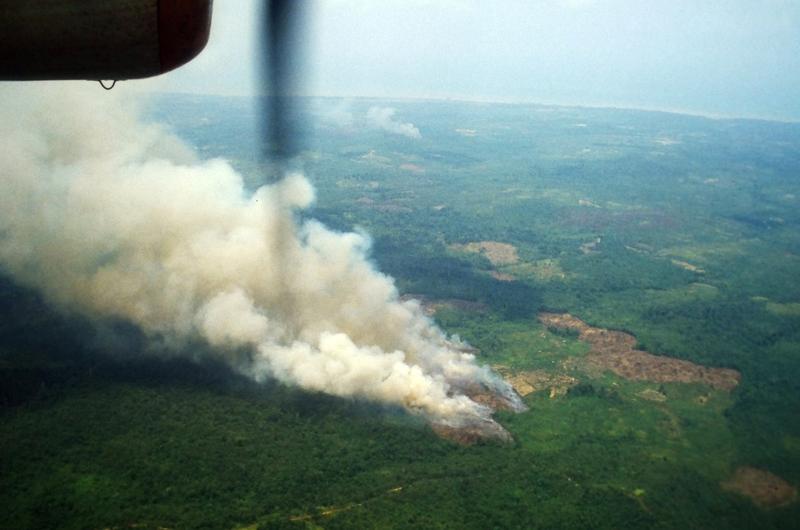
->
[538,312,741,391]
[451,241,519,266]
[580,237,602,254]
[490,271,516,282]
[431,383,526,445]
[765,301,800,317]
[431,420,513,445]
[505,259,567,281]
[671,259,706,274]
[493,366,578,398]
[751,297,800,316]
[721,467,797,508]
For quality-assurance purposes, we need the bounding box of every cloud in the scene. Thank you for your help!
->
[0,85,522,431]
[366,106,422,139]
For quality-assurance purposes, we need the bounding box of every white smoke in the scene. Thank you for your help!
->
[366,106,422,139]
[0,85,521,428]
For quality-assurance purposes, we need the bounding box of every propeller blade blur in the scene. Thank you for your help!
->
[261,0,306,168]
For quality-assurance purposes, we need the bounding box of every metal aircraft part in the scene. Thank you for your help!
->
[0,0,212,80]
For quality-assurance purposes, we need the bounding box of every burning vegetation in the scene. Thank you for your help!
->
[0,86,524,437]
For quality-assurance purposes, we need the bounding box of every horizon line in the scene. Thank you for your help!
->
[146,89,800,125]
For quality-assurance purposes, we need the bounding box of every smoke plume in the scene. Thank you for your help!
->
[0,86,521,431]
[366,106,421,139]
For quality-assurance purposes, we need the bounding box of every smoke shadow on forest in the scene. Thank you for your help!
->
[0,275,416,427]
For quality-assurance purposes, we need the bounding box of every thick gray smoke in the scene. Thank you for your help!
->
[0,86,522,430]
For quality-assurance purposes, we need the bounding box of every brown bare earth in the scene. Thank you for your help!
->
[452,241,520,266]
[462,382,526,413]
[490,271,516,282]
[465,387,517,412]
[432,381,526,445]
[538,312,741,391]
[722,467,797,508]
[431,419,514,446]
[430,380,526,445]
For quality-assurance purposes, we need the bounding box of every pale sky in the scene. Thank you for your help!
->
[140,0,800,121]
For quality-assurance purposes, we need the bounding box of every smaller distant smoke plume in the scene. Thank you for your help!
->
[366,106,421,139]
[0,86,522,437]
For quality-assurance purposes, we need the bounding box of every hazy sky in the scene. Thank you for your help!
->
[143,0,800,121]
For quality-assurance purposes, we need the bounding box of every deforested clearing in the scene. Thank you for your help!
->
[538,312,741,391]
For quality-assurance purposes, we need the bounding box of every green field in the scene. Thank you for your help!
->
[1,95,799,528]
